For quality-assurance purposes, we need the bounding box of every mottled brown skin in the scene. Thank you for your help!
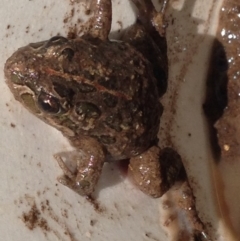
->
[214,2,240,162]
[5,0,169,197]
[204,1,240,162]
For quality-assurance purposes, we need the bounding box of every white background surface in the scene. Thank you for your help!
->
[0,0,236,241]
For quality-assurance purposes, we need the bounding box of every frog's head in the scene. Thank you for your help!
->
[4,36,95,135]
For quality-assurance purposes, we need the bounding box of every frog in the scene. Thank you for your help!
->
[4,0,180,198]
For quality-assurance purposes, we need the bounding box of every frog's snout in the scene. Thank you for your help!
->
[4,48,29,87]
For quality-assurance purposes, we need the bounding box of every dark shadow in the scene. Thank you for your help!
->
[159,147,186,191]
[203,39,228,162]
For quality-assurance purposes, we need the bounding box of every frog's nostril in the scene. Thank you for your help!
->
[10,71,24,85]
[4,56,25,86]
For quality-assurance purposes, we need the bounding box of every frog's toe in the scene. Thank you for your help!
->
[57,175,75,190]
[57,175,92,196]
[74,178,96,196]
[54,154,76,179]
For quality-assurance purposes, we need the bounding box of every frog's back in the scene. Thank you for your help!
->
[60,36,162,159]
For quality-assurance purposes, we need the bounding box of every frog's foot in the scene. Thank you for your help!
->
[54,148,105,196]
[131,0,169,36]
[128,146,183,198]
[176,181,207,237]
[160,181,209,240]
[54,154,80,193]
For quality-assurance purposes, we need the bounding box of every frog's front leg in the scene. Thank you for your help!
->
[54,138,105,196]
[88,0,112,40]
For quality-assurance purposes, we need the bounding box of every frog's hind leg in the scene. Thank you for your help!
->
[123,0,169,96]
[131,0,169,36]
[128,146,183,198]
[88,0,112,40]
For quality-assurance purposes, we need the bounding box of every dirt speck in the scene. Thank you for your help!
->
[116,20,123,31]
[16,194,79,241]
[62,209,69,218]
[85,9,91,15]
[22,201,50,231]
[86,195,105,213]
[37,162,42,167]
[10,123,16,128]
[64,7,75,24]
[67,26,78,39]
[90,219,97,226]
[25,26,30,34]
[145,232,160,241]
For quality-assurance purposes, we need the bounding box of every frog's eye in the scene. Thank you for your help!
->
[38,91,61,114]
[29,41,45,49]
[61,48,75,61]
[45,36,68,47]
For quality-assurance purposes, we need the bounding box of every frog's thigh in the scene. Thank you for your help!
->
[128,146,163,198]
[129,146,184,198]
[54,139,105,196]
[131,0,166,36]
